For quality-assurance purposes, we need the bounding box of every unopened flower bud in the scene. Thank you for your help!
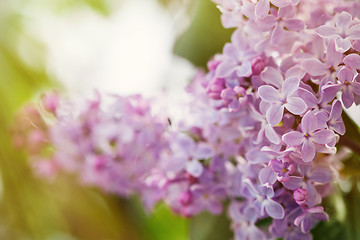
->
[251,57,266,75]
[179,190,192,206]
[294,188,308,205]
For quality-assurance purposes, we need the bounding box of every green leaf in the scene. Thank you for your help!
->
[190,211,233,240]
[122,198,189,240]
[173,0,233,68]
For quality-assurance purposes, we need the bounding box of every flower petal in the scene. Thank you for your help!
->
[311,129,335,145]
[337,67,354,83]
[301,58,328,76]
[260,67,284,88]
[351,82,360,96]
[283,176,303,190]
[282,131,304,146]
[185,160,203,177]
[266,104,284,126]
[321,84,342,103]
[255,0,269,19]
[285,97,307,115]
[329,99,343,120]
[331,121,345,135]
[298,88,318,109]
[258,85,281,102]
[283,19,305,31]
[315,25,338,38]
[343,53,360,69]
[282,76,300,97]
[264,124,281,144]
[301,139,315,162]
[264,199,285,219]
[259,166,277,184]
[348,25,360,40]
[341,86,354,108]
[308,167,333,183]
[236,61,253,77]
[301,110,318,134]
[335,36,351,53]
[336,11,352,33]
[215,59,238,77]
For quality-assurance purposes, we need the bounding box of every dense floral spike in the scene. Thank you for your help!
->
[13,0,360,239]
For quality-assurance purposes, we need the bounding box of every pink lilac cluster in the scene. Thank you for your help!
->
[13,0,360,239]
[199,0,360,238]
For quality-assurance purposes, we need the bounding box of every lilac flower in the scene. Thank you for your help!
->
[282,111,336,162]
[300,40,343,86]
[270,207,313,240]
[215,29,258,78]
[206,78,226,100]
[258,76,307,126]
[316,11,360,52]
[243,179,285,219]
[293,188,308,205]
[220,86,248,112]
[294,206,329,233]
[255,0,300,19]
[344,53,360,70]
[251,56,266,75]
[250,104,281,144]
[269,158,295,182]
[326,99,345,135]
[322,66,360,108]
[188,184,226,215]
[229,202,267,240]
[283,164,333,207]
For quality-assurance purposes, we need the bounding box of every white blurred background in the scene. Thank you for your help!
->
[18,0,196,97]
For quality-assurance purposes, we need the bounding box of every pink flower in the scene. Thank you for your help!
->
[316,11,360,52]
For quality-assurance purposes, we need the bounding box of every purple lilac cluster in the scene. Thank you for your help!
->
[14,0,360,239]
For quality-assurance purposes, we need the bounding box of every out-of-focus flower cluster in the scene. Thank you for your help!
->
[13,0,360,239]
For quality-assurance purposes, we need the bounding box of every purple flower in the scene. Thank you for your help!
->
[258,76,307,126]
[251,105,281,144]
[221,86,248,112]
[229,202,267,240]
[293,188,308,205]
[344,53,360,70]
[327,99,345,135]
[282,110,336,162]
[316,11,360,52]
[283,164,333,207]
[322,66,360,108]
[243,179,285,219]
[215,29,258,78]
[270,207,313,240]
[206,78,226,100]
[294,206,329,233]
[269,158,295,182]
[300,40,343,86]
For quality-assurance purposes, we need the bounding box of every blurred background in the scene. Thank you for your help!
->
[0,0,232,239]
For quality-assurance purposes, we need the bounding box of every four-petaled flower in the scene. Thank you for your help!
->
[258,76,307,126]
[282,111,335,162]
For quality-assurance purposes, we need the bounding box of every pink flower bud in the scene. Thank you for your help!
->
[251,57,266,75]
[207,78,226,100]
[179,190,192,206]
[293,188,308,206]
[42,92,59,114]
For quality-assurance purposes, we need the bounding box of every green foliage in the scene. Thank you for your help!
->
[173,0,233,68]
[190,211,233,240]
[123,198,188,240]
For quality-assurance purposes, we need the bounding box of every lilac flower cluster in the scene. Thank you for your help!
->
[14,0,360,239]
